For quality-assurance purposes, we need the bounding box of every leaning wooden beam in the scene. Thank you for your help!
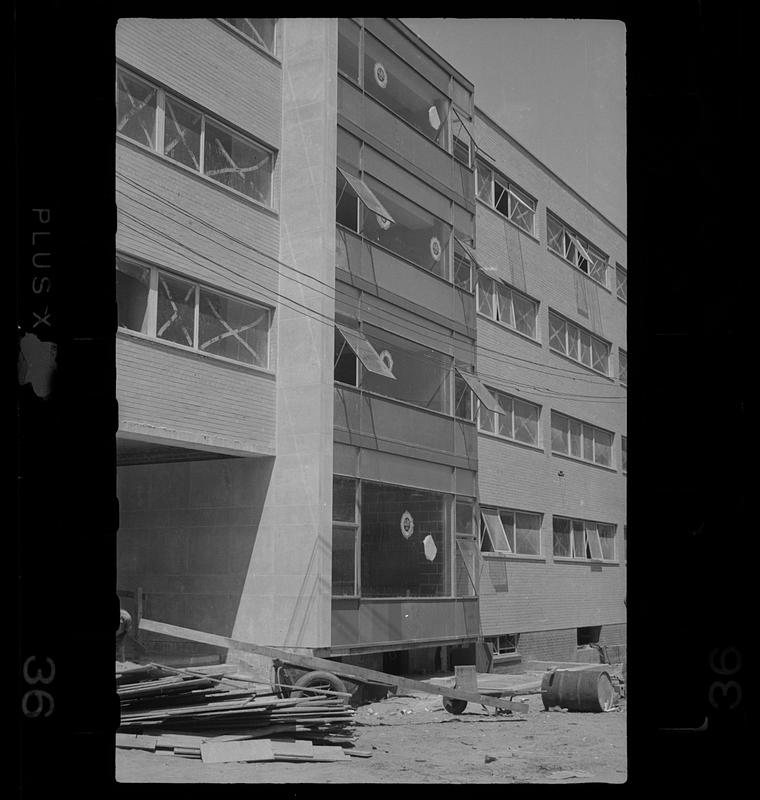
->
[139,619,529,713]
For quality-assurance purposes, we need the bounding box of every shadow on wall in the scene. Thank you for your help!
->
[116,456,274,662]
[485,557,509,593]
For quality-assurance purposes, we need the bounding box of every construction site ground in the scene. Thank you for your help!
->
[116,666,627,784]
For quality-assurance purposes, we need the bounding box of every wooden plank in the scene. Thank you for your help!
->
[200,739,275,764]
[310,746,349,761]
[271,739,314,759]
[139,619,528,713]
[115,733,157,751]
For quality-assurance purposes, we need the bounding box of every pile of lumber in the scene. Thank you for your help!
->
[117,663,363,764]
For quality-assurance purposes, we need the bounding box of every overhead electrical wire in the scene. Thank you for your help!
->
[115,176,627,404]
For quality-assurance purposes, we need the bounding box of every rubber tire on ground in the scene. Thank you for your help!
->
[290,670,348,698]
[442,696,468,714]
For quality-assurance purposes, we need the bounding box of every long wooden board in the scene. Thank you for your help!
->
[139,618,529,713]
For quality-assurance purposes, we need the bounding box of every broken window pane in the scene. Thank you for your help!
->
[496,393,513,438]
[198,289,268,367]
[476,162,493,203]
[163,95,201,171]
[493,178,510,217]
[551,412,569,454]
[336,170,359,231]
[553,517,571,557]
[364,32,450,145]
[332,525,357,596]
[513,397,539,445]
[117,69,157,148]
[360,481,449,597]
[477,274,495,318]
[362,327,451,413]
[332,476,357,522]
[572,520,586,558]
[453,239,473,291]
[204,120,272,205]
[547,215,564,255]
[224,18,277,53]
[515,512,541,555]
[513,291,537,338]
[156,273,195,347]
[455,537,477,597]
[616,265,628,302]
[589,252,607,286]
[619,350,628,385]
[116,258,151,334]
[362,176,450,278]
[454,372,473,420]
[549,312,567,354]
[334,328,358,385]
[337,18,360,81]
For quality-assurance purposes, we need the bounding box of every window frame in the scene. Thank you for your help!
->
[116,65,276,210]
[548,309,611,377]
[485,634,519,655]
[551,410,615,468]
[480,506,543,557]
[546,211,609,289]
[475,159,537,237]
[219,18,279,57]
[477,386,541,448]
[331,475,360,598]
[476,273,540,342]
[619,349,628,386]
[616,264,628,303]
[116,254,272,370]
[553,516,617,562]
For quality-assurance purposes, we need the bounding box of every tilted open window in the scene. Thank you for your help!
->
[334,324,396,381]
[336,167,395,229]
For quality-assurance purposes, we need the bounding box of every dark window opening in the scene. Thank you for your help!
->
[334,330,358,386]
[577,626,601,646]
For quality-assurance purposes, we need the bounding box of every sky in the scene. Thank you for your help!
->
[402,18,627,233]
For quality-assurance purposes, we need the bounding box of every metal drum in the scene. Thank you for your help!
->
[541,666,615,712]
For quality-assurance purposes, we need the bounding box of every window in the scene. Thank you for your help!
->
[363,32,450,146]
[451,108,472,167]
[361,327,451,414]
[222,19,277,54]
[453,238,473,292]
[577,626,601,646]
[361,175,451,279]
[334,325,395,386]
[332,476,358,596]
[485,634,519,655]
[549,310,610,376]
[337,18,360,81]
[553,517,616,561]
[546,212,608,288]
[116,255,270,368]
[475,161,536,235]
[481,508,542,556]
[116,66,274,206]
[455,498,477,597]
[619,350,627,386]
[622,436,627,473]
[477,274,539,340]
[361,481,450,597]
[551,411,613,467]
[478,388,540,447]
[454,371,473,421]
[616,264,627,303]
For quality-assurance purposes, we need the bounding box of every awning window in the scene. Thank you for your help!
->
[481,509,511,553]
[336,324,396,379]
[455,367,500,413]
[455,236,505,284]
[336,167,395,225]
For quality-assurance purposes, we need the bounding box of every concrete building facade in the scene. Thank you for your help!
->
[115,17,626,673]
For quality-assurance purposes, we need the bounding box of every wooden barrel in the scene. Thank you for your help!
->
[541,667,615,712]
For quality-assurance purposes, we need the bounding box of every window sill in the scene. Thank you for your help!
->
[476,197,540,243]
[477,429,544,454]
[213,19,282,66]
[117,327,276,377]
[476,311,542,347]
[551,450,618,473]
[553,557,620,565]
[482,552,546,563]
[547,247,612,294]
[116,134,279,218]
[548,345,616,382]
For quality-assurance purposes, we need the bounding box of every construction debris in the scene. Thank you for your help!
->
[117,662,362,764]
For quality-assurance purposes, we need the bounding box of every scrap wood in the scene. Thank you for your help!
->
[140,618,529,713]
[201,739,275,764]
[115,733,157,751]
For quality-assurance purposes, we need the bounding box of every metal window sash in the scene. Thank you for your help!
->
[482,509,511,553]
[337,167,395,224]
[336,324,396,379]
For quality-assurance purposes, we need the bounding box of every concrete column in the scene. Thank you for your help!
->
[231,18,337,669]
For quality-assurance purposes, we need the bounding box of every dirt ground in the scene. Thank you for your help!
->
[115,669,626,784]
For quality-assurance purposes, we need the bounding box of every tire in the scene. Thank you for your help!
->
[290,670,348,698]
[442,696,468,714]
